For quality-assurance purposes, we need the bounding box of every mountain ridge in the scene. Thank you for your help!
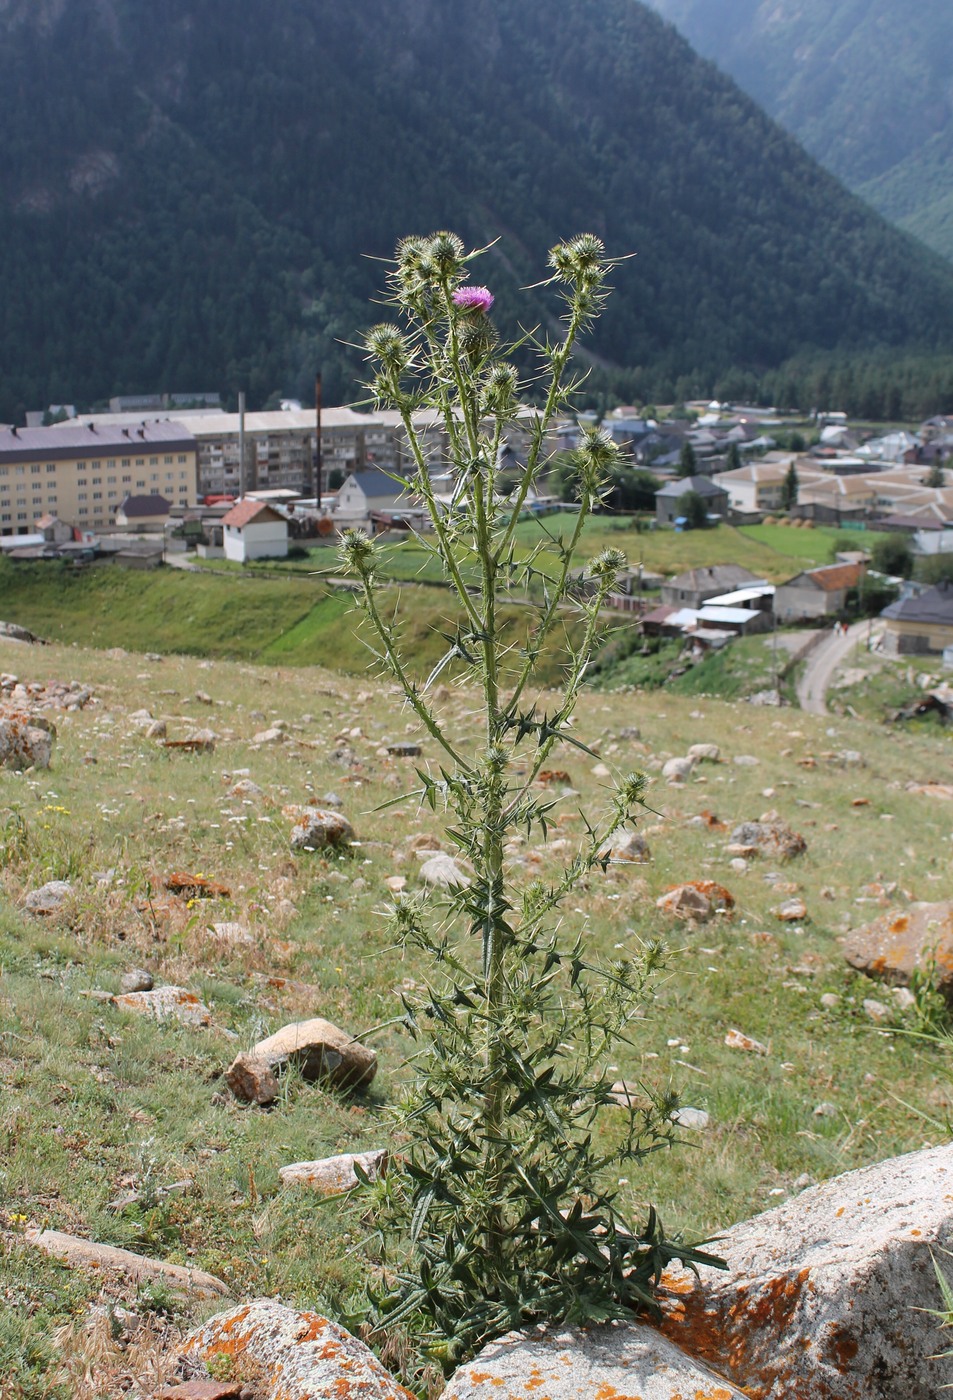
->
[3,0,953,417]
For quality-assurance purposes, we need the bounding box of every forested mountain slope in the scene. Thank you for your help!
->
[3,0,953,418]
[644,0,953,260]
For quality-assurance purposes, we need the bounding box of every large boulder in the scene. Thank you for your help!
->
[179,1300,413,1400]
[228,1018,376,1095]
[844,901,953,1003]
[442,1322,745,1400]
[0,714,53,770]
[658,1142,953,1398]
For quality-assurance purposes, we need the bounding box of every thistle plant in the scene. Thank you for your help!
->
[341,232,719,1371]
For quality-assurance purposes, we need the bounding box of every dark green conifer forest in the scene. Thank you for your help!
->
[3,0,953,418]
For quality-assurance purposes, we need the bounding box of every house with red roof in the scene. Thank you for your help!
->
[221,498,289,563]
[774,562,866,621]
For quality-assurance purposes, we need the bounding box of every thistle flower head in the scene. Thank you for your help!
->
[339,528,378,578]
[364,323,410,372]
[481,361,519,415]
[588,547,628,582]
[452,285,495,314]
[428,230,466,277]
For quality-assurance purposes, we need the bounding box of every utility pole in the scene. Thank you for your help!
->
[315,372,323,510]
[238,391,246,499]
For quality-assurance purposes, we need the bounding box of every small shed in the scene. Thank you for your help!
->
[221,499,289,563]
[115,494,173,531]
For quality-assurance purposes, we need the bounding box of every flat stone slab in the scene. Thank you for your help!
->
[844,900,953,1002]
[180,1299,413,1400]
[442,1321,745,1400]
[25,1227,229,1299]
[278,1149,387,1194]
[657,1142,953,1398]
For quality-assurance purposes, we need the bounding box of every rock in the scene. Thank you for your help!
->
[658,1142,953,1400]
[892,986,917,1011]
[234,1017,377,1092]
[591,762,612,778]
[154,1381,247,1400]
[774,898,807,922]
[687,742,720,762]
[180,1300,413,1400]
[725,1028,768,1055]
[386,742,422,757]
[657,884,712,921]
[112,986,213,1027]
[229,778,262,798]
[164,871,231,899]
[863,998,891,1024]
[598,829,651,864]
[407,832,443,854]
[728,821,807,860]
[820,993,841,1010]
[419,853,471,889]
[253,727,285,745]
[278,1149,387,1194]
[384,876,406,894]
[289,807,355,852]
[662,755,695,783]
[0,621,45,644]
[442,1321,746,1400]
[672,1106,710,1130]
[208,922,254,947]
[844,901,953,1003]
[145,719,167,739]
[24,880,73,914]
[730,857,748,874]
[813,1102,838,1118]
[225,1052,281,1106]
[25,1227,228,1299]
[119,968,154,994]
[0,715,53,770]
[733,754,760,766]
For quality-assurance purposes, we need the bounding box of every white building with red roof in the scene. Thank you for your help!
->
[221,498,288,563]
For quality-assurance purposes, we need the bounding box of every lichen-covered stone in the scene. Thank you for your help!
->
[728,820,807,860]
[180,1299,413,1400]
[442,1321,745,1400]
[0,715,53,769]
[289,807,354,852]
[844,900,953,1002]
[658,1142,953,1398]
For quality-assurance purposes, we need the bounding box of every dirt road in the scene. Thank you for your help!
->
[796,619,878,714]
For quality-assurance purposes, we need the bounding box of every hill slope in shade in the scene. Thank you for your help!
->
[3,0,953,416]
[643,0,953,261]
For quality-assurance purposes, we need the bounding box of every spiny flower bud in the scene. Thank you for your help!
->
[339,528,378,577]
[427,230,466,277]
[481,362,519,414]
[365,323,410,371]
[588,547,627,582]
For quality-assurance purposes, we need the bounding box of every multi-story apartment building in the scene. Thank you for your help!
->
[0,422,198,535]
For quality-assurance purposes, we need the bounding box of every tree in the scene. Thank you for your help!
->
[916,552,953,586]
[677,488,708,528]
[779,461,799,511]
[677,438,697,478]
[870,532,914,578]
[344,232,716,1376]
[327,467,345,491]
[724,441,741,472]
[926,460,945,488]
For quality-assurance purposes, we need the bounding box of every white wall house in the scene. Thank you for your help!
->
[333,467,406,526]
[221,499,289,562]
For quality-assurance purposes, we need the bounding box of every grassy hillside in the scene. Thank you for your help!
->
[0,638,948,1394]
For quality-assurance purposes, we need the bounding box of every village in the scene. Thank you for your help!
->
[2,397,953,665]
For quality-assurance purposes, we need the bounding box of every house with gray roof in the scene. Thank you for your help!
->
[655,475,729,525]
[881,581,953,654]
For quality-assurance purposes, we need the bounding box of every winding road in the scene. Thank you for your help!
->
[796,619,880,715]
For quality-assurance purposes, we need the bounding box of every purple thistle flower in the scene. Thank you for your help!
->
[452,285,494,314]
